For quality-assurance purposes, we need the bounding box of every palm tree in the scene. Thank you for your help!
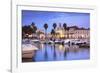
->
[53,23,57,41]
[31,22,37,33]
[53,23,57,30]
[44,23,48,41]
[63,23,67,39]
[51,29,55,41]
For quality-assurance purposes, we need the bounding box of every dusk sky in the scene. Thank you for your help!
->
[22,10,90,32]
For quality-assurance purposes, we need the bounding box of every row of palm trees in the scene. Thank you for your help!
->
[22,22,69,39]
[44,23,69,40]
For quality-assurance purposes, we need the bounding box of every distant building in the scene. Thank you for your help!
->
[36,29,45,40]
[55,24,66,39]
[68,27,90,39]
[55,25,90,39]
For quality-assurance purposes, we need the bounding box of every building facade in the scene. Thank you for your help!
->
[55,25,90,39]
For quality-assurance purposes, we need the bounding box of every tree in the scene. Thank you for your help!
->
[22,25,33,35]
[53,23,57,30]
[51,29,55,35]
[51,29,56,42]
[52,23,57,41]
[44,23,48,40]
[31,22,35,27]
[22,22,37,39]
[63,23,67,39]
[63,23,67,31]
[31,22,37,33]
[51,29,55,38]
[22,25,33,39]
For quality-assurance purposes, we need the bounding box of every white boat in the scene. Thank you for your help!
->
[31,39,40,43]
[64,39,70,44]
[22,44,38,59]
[48,40,54,44]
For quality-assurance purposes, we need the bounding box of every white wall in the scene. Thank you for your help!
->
[0,0,100,73]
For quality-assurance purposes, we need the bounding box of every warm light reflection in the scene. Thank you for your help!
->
[58,45,65,51]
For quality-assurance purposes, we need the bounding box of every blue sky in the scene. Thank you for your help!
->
[22,10,90,32]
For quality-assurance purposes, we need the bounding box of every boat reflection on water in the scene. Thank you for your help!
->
[30,43,90,62]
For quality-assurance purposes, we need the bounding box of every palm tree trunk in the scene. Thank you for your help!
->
[45,30,47,43]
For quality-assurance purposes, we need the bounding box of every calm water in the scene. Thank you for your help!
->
[32,44,90,62]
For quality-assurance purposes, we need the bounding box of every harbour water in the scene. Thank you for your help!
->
[23,43,90,62]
